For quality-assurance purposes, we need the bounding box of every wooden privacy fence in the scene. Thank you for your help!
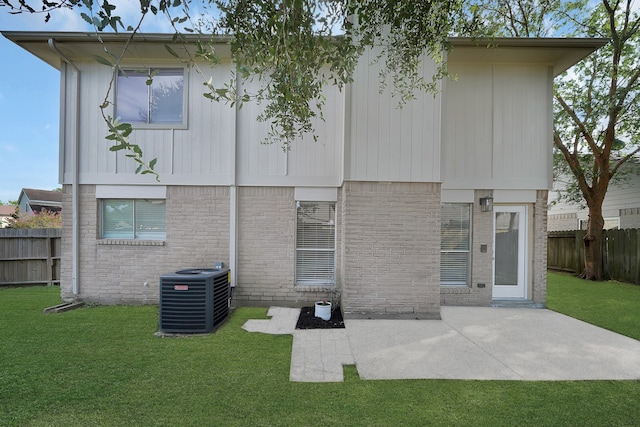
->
[0,228,61,286]
[548,228,640,285]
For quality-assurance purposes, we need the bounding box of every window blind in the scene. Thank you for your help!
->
[102,199,165,240]
[296,202,336,285]
[441,203,471,286]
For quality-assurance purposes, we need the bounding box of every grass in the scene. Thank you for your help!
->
[1,278,639,426]
[547,271,640,341]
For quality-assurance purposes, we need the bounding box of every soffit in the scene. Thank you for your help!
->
[448,37,608,76]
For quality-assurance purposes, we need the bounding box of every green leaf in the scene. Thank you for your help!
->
[80,12,92,24]
[164,44,180,58]
[92,55,114,67]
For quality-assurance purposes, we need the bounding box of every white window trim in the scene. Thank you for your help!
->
[295,201,337,286]
[100,198,166,241]
[440,203,472,287]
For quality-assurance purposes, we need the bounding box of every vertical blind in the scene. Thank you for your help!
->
[441,203,471,285]
[296,202,336,284]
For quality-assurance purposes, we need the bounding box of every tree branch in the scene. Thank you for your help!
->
[555,93,601,155]
[610,146,640,176]
[553,131,593,200]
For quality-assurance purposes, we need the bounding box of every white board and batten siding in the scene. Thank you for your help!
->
[441,62,554,191]
[62,59,343,188]
[345,47,442,183]
[235,75,345,187]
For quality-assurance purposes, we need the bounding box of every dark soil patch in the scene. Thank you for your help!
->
[295,306,345,329]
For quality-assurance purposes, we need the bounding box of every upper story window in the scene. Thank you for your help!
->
[116,68,186,127]
[101,199,166,240]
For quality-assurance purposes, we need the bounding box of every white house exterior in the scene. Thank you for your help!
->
[549,161,640,231]
[3,32,605,318]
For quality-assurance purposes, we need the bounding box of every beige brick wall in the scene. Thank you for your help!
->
[548,213,578,231]
[61,183,548,309]
[61,185,230,304]
[233,187,332,306]
[532,190,548,304]
[441,190,494,306]
[340,181,441,318]
[441,190,548,306]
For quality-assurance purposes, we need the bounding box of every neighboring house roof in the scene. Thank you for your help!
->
[0,205,16,215]
[18,188,63,214]
[0,205,16,228]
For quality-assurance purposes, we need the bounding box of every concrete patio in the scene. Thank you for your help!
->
[242,306,640,382]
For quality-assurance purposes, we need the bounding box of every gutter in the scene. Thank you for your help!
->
[48,38,81,297]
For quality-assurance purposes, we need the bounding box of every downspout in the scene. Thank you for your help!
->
[229,66,239,292]
[48,39,81,297]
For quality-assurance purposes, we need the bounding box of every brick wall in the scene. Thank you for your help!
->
[61,185,230,304]
[532,190,548,304]
[340,181,441,319]
[441,190,493,306]
[234,187,331,306]
[548,213,578,231]
[441,190,549,306]
[61,183,548,309]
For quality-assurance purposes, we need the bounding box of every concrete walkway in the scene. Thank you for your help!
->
[242,306,640,382]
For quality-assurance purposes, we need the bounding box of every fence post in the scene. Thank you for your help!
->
[46,235,53,286]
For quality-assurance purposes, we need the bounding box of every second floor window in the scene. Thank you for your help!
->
[116,68,185,126]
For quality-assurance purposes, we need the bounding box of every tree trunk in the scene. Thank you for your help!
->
[580,205,605,281]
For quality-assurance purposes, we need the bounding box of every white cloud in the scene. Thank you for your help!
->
[3,144,18,153]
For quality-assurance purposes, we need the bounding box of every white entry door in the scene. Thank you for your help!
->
[493,206,527,299]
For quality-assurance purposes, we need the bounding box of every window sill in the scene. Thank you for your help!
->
[440,285,472,294]
[98,239,165,246]
[294,284,336,292]
[130,123,188,130]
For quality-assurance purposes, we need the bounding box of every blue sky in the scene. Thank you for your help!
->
[0,2,178,203]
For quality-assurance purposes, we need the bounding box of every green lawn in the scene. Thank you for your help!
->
[547,271,640,341]
[1,277,639,426]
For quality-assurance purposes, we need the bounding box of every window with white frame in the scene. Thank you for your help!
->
[101,199,166,240]
[296,202,336,285]
[579,217,620,230]
[116,68,185,126]
[441,203,471,286]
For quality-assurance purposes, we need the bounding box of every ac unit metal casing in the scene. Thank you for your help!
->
[159,268,230,333]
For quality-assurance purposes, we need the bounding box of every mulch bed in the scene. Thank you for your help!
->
[295,306,345,329]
